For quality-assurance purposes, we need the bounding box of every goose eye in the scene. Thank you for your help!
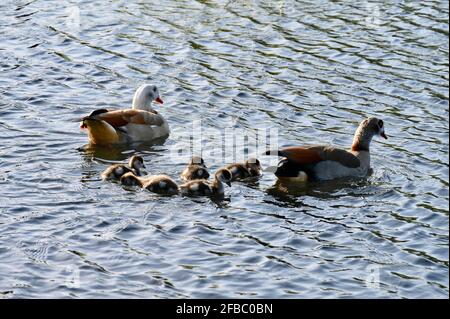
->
[378,120,383,128]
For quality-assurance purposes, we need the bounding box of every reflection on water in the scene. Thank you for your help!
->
[78,136,169,162]
[0,0,448,298]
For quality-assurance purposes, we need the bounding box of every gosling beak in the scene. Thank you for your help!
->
[155,97,164,104]
[80,121,87,130]
[226,182,231,187]
[380,132,388,139]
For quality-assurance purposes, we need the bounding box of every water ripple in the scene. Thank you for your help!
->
[0,0,448,298]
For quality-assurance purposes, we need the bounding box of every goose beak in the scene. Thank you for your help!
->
[155,97,164,104]
[226,181,232,187]
[380,132,387,139]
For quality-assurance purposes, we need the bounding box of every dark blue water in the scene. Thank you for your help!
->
[0,0,448,298]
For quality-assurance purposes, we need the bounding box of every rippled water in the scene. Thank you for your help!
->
[0,0,448,298]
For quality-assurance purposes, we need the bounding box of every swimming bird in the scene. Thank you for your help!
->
[180,156,210,181]
[180,168,232,196]
[265,117,387,182]
[225,158,262,181]
[120,172,179,195]
[80,84,169,146]
[101,155,145,181]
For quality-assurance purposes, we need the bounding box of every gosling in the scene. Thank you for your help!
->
[225,158,262,181]
[120,172,179,195]
[180,168,232,196]
[180,156,210,181]
[101,155,145,181]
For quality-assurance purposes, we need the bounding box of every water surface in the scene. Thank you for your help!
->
[0,0,448,298]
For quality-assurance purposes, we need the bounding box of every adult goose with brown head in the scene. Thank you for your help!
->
[266,117,387,182]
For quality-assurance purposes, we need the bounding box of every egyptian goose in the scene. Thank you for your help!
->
[80,84,169,146]
[101,155,145,180]
[180,156,210,181]
[225,158,262,181]
[120,172,179,195]
[180,168,232,196]
[266,117,387,182]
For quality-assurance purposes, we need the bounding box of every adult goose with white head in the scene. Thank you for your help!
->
[80,84,169,146]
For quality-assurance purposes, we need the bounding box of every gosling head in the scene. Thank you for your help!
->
[215,168,232,187]
[245,157,262,174]
[120,172,143,187]
[129,155,145,171]
[190,155,206,167]
[132,84,164,111]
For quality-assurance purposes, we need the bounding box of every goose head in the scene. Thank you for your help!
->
[374,118,387,140]
[363,117,387,140]
[352,117,387,151]
[132,84,164,111]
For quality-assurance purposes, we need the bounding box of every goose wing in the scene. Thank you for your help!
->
[266,145,360,168]
[88,109,165,128]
